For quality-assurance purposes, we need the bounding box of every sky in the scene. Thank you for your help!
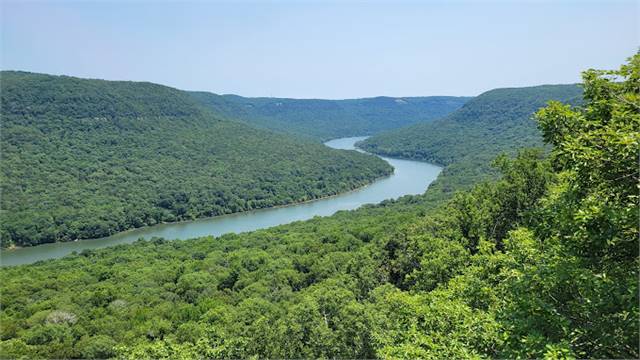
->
[1,1,638,99]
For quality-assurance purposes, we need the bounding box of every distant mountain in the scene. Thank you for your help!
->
[189,92,471,140]
[359,84,583,165]
[358,84,583,192]
[0,71,392,247]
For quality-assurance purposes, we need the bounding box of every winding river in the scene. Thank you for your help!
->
[1,137,441,266]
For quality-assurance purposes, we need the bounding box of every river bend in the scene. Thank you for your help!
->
[1,137,441,266]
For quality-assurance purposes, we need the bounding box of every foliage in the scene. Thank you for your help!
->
[0,71,392,247]
[190,92,470,140]
[359,84,583,194]
[1,57,637,359]
[497,53,639,358]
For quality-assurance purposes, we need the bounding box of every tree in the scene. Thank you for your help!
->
[499,53,639,358]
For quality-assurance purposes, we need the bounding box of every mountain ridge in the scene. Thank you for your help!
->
[0,71,393,248]
[189,91,471,140]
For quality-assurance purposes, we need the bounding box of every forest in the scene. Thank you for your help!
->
[359,84,583,192]
[0,72,392,248]
[189,92,470,140]
[0,56,636,359]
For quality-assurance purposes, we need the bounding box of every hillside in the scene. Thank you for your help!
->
[359,84,583,192]
[0,71,392,248]
[0,57,636,359]
[189,92,470,140]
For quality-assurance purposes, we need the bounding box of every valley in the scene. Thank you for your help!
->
[189,92,470,140]
[1,137,441,266]
[0,54,637,359]
[0,72,395,248]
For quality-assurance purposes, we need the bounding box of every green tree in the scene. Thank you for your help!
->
[499,53,639,358]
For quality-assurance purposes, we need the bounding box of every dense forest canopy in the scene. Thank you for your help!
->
[1,56,636,359]
[189,92,470,140]
[0,71,392,248]
[359,84,583,192]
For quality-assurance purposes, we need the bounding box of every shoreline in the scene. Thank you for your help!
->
[2,169,394,253]
[2,137,443,265]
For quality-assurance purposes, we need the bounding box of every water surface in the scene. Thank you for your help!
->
[1,136,441,266]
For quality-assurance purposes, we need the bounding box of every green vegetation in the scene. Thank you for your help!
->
[359,84,583,194]
[1,57,637,359]
[190,92,470,140]
[0,71,392,248]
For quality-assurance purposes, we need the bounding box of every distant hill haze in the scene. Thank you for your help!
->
[189,92,471,140]
[0,71,392,247]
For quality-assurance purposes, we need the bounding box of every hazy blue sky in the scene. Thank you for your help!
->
[2,1,638,98]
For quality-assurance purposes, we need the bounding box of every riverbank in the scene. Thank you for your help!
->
[1,137,441,266]
[1,172,393,253]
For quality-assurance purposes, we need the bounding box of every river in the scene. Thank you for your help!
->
[0,137,441,266]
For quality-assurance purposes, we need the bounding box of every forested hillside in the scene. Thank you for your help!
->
[190,92,470,140]
[0,72,392,248]
[359,84,583,192]
[1,57,636,359]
